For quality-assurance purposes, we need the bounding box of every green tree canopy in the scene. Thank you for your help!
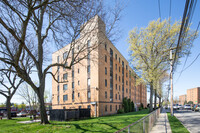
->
[128,18,197,112]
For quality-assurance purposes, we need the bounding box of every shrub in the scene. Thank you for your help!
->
[128,98,131,112]
[117,108,124,114]
[140,103,144,109]
[131,101,134,112]
[123,97,129,113]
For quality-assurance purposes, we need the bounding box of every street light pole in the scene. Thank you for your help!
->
[170,49,174,116]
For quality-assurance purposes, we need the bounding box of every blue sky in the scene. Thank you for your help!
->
[114,0,200,99]
[1,0,200,104]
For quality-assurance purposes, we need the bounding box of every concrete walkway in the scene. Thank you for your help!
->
[18,119,41,124]
[150,108,172,133]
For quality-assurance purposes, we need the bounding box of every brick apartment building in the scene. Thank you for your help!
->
[52,15,147,117]
[179,94,187,105]
[187,87,200,104]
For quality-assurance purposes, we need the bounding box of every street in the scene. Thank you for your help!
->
[175,109,200,133]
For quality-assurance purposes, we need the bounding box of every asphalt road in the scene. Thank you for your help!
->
[174,109,200,133]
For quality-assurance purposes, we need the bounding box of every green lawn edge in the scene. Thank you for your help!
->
[167,113,189,133]
[0,109,149,133]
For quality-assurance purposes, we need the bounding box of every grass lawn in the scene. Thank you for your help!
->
[167,113,189,133]
[0,109,148,133]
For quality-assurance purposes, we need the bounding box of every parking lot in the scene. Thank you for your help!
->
[175,109,200,133]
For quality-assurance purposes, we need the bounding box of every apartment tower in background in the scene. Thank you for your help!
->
[52,15,147,117]
[187,87,200,104]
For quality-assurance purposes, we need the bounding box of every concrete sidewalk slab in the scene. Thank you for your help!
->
[18,119,41,124]
[150,108,172,133]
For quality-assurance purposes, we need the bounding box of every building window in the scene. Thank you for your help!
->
[126,65,128,70]
[57,75,59,82]
[78,68,80,74]
[119,57,120,63]
[105,105,107,112]
[57,96,59,102]
[87,65,90,73]
[63,95,68,101]
[115,74,117,80]
[115,94,117,99]
[105,79,107,87]
[119,67,120,72]
[87,40,90,47]
[105,43,107,50]
[115,54,117,60]
[63,84,68,91]
[63,62,68,70]
[72,70,74,78]
[119,76,120,82]
[88,78,90,86]
[116,105,117,111]
[115,84,117,90]
[78,93,80,97]
[88,105,91,109]
[119,94,120,100]
[126,73,128,78]
[105,55,107,62]
[115,64,117,70]
[105,67,107,75]
[126,88,128,93]
[105,91,107,99]
[119,85,120,91]
[72,82,74,89]
[88,91,91,99]
[63,51,68,60]
[63,73,68,80]
[78,80,80,85]
[110,105,112,111]
[119,105,121,109]
[57,56,59,63]
[126,81,128,85]
[72,91,74,101]
[57,85,60,92]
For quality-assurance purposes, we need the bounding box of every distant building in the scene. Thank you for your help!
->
[52,15,147,117]
[179,94,187,105]
[187,87,200,104]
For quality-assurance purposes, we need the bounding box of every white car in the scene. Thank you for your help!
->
[177,105,182,109]
[173,104,178,110]
[17,112,27,117]
[184,104,191,110]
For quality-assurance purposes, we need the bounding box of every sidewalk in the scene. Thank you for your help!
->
[150,108,172,133]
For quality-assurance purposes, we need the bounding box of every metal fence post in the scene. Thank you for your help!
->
[143,119,145,133]
[128,126,130,133]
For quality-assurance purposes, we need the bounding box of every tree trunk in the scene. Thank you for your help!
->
[6,97,11,119]
[37,89,49,124]
[149,82,153,112]
[154,89,157,110]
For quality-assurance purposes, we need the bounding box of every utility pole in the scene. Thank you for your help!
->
[170,49,173,116]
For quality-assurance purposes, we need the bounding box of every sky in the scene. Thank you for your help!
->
[1,0,200,104]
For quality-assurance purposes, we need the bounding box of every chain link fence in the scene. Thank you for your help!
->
[115,108,161,133]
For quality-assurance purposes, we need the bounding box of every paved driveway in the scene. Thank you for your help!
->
[174,110,200,133]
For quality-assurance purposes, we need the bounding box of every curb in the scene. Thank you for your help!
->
[174,114,192,133]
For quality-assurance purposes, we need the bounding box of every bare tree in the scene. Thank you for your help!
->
[0,0,122,124]
[0,66,23,119]
[18,83,39,116]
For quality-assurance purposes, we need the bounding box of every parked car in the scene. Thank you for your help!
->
[177,105,183,110]
[184,104,191,110]
[173,104,178,110]
[17,112,27,117]
[11,112,17,117]
[192,104,200,112]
